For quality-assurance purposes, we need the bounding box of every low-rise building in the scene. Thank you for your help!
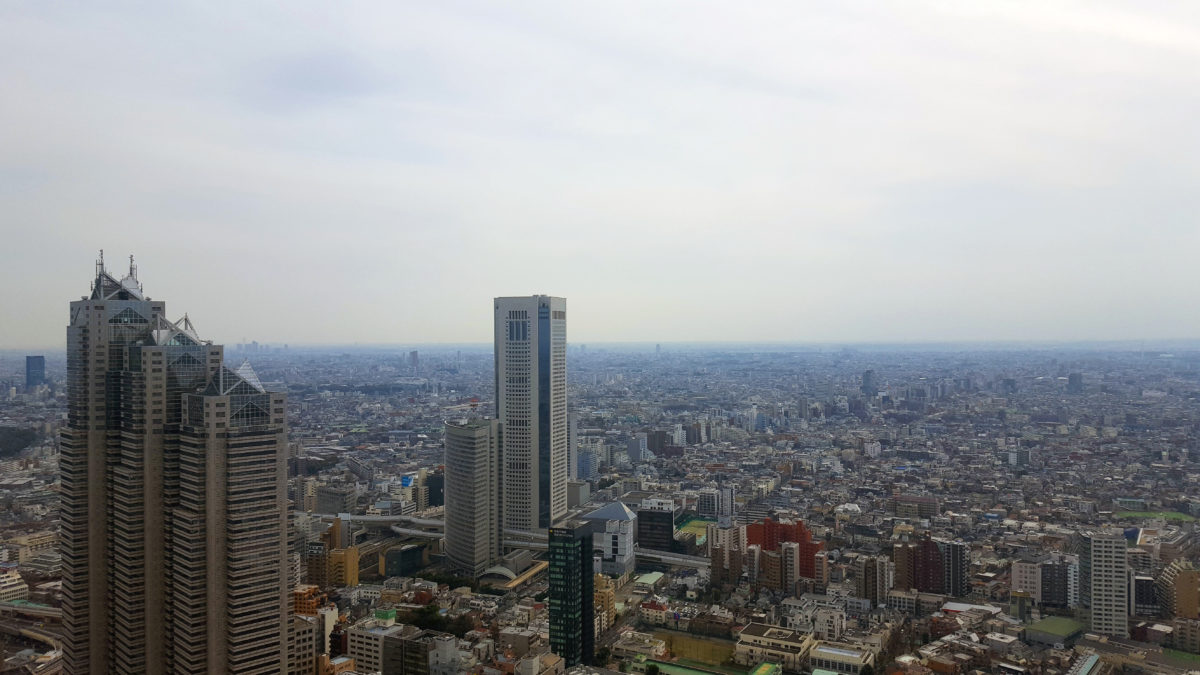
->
[735,623,814,673]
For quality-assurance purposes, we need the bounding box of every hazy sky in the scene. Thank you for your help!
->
[3,1,1199,349]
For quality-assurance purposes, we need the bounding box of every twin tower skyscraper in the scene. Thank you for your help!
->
[60,256,291,674]
[444,296,568,576]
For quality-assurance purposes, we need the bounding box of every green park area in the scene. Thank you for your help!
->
[1116,511,1195,522]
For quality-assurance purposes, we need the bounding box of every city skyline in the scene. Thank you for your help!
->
[4,2,1200,347]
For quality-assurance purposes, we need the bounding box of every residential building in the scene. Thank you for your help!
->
[1081,529,1129,637]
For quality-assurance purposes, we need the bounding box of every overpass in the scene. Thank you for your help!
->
[321,514,710,569]
[0,602,62,620]
[309,512,444,529]
[0,618,63,651]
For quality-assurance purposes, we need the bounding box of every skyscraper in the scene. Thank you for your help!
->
[1081,529,1129,637]
[444,419,502,577]
[548,520,595,667]
[25,355,45,389]
[494,295,567,533]
[60,256,291,674]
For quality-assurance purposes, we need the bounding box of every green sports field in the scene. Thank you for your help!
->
[1115,511,1195,522]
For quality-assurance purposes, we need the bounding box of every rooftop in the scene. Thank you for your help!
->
[1028,616,1086,638]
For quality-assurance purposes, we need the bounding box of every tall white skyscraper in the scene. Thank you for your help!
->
[494,295,567,532]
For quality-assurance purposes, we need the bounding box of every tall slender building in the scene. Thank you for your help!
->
[25,355,45,389]
[1081,529,1129,637]
[60,255,291,674]
[494,295,567,533]
[444,419,502,576]
[548,520,595,667]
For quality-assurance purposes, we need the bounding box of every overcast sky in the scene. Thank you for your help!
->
[3,1,1198,349]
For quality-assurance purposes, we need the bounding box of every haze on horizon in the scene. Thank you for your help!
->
[2,1,1198,350]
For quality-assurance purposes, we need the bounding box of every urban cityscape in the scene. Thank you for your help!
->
[3,3,1199,675]
[0,256,1199,675]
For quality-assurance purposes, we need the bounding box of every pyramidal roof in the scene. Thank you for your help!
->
[150,315,203,346]
[233,360,265,392]
[583,501,637,522]
[203,360,267,396]
[89,253,145,301]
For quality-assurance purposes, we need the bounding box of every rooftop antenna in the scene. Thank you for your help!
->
[96,249,105,276]
[129,254,137,281]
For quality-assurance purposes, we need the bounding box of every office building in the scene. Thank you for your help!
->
[637,501,676,553]
[444,419,502,577]
[25,355,45,389]
[494,295,567,533]
[316,485,356,514]
[577,450,599,481]
[548,520,595,667]
[1081,529,1129,637]
[59,256,291,674]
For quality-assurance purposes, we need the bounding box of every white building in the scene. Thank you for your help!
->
[1083,530,1128,637]
[582,502,638,578]
[494,295,568,533]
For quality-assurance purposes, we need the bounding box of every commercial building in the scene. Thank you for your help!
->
[316,485,357,515]
[637,501,676,553]
[548,519,595,667]
[59,257,291,674]
[495,295,568,533]
[581,501,637,578]
[444,419,502,577]
[25,355,45,389]
[809,641,875,675]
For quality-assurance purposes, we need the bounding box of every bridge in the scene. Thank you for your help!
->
[0,602,62,620]
[309,512,445,529]
[317,513,711,569]
[0,617,63,651]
